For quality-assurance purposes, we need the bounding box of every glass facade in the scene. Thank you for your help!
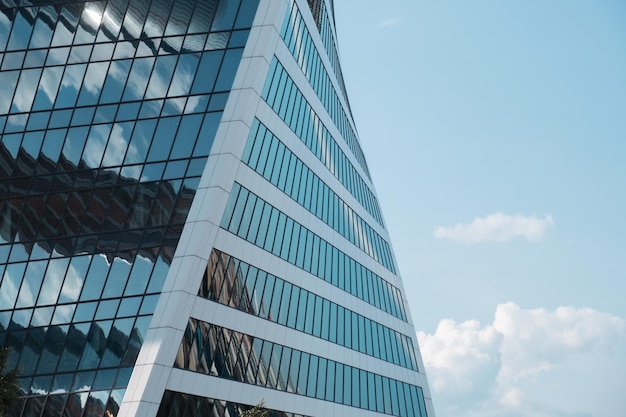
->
[198,249,417,369]
[1,0,259,416]
[174,318,427,416]
[1,0,435,416]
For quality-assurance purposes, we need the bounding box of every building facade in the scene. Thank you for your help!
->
[0,0,435,416]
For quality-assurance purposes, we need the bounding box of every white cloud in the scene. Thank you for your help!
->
[434,213,554,243]
[418,303,626,417]
[377,18,402,29]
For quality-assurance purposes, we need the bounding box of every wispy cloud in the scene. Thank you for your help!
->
[418,303,626,417]
[434,213,553,243]
[377,18,402,29]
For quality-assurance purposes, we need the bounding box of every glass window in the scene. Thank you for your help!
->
[294,225,307,268]
[37,258,69,306]
[16,260,46,309]
[95,299,120,320]
[255,203,272,248]
[396,333,407,368]
[221,184,241,229]
[364,319,374,356]
[303,229,313,271]
[74,302,97,324]
[284,153,297,196]
[286,221,299,264]
[277,346,291,392]
[317,356,334,399]
[375,374,384,413]
[266,209,281,255]
[249,269,265,317]
[320,299,330,340]
[370,321,380,359]
[124,255,155,296]
[383,326,394,364]
[118,297,142,318]
[316,357,326,400]
[210,0,238,31]
[402,382,415,417]
[335,305,345,346]
[351,367,360,407]
[336,249,344,290]
[228,187,249,235]
[148,116,180,162]
[270,141,286,185]
[277,281,291,326]
[58,256,90,304]
[324,243,333,285]
[170,114,203,159]
[296,352,309,396]
[360,369,369,410]
[382,376,392,414]
[0,72,20,114]
[246,338,262,384]
[343,307,351,349]
[253,128,271,172]
[334,362,345,404]
[257,340,272,386]
[215,48,243,91]
[164,0,194,36]
[0,263,26,310]
[279,216,293,260]
[417,386,427,417]
[77,62,109,106]
[295,289,307,332]
[268,344,282,389]
[101,257,131,299]
[268,278,283,322]
[342,364,351,406]
[389,378,400,416]
[286,286,299,329]
[259,272,274,320]
[304,292,315,335]
[287,349,300,394]
[310,234,320,277]
[262,136,279,180]
[246,199,265,243]
[358,315,366,353]
[32,67,63,111]
[122,57,155,102]
[328,302,338,343]
[124,118,156,164]
[310,296,321,338]
[306,355,318,397]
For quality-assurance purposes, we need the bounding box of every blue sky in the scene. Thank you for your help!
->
[335,1,626,416]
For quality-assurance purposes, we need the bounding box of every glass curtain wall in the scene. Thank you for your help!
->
[0,1,259,416]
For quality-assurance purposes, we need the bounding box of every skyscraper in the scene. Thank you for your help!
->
[0,0,435,416]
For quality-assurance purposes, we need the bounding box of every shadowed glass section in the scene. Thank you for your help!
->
[174,318,428,417]
[156,390,311,417]
[0,1,260,416]
[198,249,419,370]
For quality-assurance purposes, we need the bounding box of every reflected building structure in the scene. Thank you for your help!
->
[0,1,435,417]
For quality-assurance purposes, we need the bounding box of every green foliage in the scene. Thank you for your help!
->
[0,347,20,417]
[240,401,270,417]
